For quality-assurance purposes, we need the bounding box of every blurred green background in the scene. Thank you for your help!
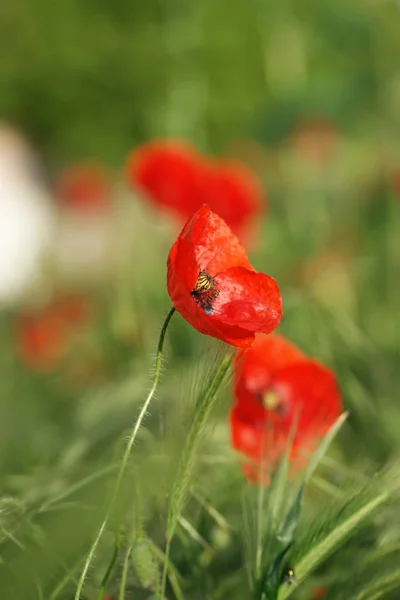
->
[2,0,400,161]
[1,0,400,599]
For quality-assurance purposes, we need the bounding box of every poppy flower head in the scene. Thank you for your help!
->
[230,334,342,479]
[167,205,282,347]
[57,164,111,211]
[126,139,264,238]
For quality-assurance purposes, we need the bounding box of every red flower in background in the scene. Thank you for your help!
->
[16,295,92,371]
[230,334,342,480]
[198,159,263,237]
[126,140,263,238]
[167,205,282,348]
[56,164,112,211]
[127,141,202,217]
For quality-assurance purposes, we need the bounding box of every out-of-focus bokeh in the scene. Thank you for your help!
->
[1,1,400,599]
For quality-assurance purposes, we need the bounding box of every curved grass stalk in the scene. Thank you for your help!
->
[39,464,118,514]
[74,307,175,600]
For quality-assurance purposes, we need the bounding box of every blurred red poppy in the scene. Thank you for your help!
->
[127,140,202,217]
[198,159,263,238]
[126,140,263,237]
[56,164,111,211]
[167,205,282,347]
[230,334,342,480]
[16,294,92,371]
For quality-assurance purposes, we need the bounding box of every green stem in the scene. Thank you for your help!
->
[160,352,233,596]
[255,478,266,580]
[118,542,133,600]
[160,540,171,597]
[74,307,176,600]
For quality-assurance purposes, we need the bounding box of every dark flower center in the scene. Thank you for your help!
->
[257,390,287,416]
[191,269,220,315]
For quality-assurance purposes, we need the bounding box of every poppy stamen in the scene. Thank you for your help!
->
[191,269,220,315]
[258,390,287,416]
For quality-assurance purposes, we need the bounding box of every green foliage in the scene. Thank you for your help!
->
[166,351,233,541]
[1,0,400,599]
[254,414,347,600]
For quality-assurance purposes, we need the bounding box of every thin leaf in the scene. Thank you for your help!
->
[261,543,292,600]
[269,446,292,531]
[354,571,400,600]
[277,412,348,545]
[303,412,349,485]
[257,413,349,599]
[191,489,233,531]
[146,539,185,600]
[178,515,215,553]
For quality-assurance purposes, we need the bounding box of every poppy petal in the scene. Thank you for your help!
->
[199,159,263,232]
[271,359,342,437]
[214,267,282,333]
[127,140,202,217]
[234,334,305,393]
[177,205,251,275]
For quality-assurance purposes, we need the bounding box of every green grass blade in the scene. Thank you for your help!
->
[278,492,388,600]
[277,412,348,546]
[303,412,349,485]
[354,571,400,600]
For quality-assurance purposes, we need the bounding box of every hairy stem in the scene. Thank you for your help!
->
[74,306,176,600]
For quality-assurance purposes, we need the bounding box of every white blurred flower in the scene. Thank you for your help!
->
[0,125,55,305]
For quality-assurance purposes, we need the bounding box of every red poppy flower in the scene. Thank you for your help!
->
[126,140,263,237]
[56,164,111,211]
[197,159,263,235]
[127,140,202,217]
[167,205,282,348]
[16,294,92,371]
[230,334,342,480]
